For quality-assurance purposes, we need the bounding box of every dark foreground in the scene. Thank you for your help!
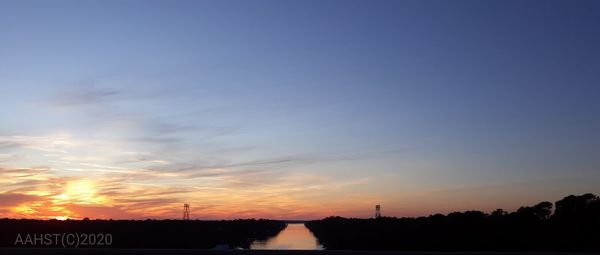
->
[0,219,286,249]
[1,249,599,255]
[306,194,600,251]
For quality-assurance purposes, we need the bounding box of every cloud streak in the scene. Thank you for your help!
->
[0,157,380,220]
[52,87,119,106]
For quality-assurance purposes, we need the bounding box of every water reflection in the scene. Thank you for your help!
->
[251,223,323,250]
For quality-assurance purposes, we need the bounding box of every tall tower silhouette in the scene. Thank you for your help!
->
[375,204,381,218]
[183,203,190,220]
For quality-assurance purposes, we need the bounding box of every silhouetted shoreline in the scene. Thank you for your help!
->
[306,194,600,252]
[2,194,599,252]
[0,219,286,249]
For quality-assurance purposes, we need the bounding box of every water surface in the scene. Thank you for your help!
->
[250,223,323,250]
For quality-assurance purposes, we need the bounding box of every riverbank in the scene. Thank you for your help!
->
[0,219,286,249]
[305,194,600,251]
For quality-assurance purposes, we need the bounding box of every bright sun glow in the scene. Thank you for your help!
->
[54,216,68,221]
[13,204,37,215]
[53,180,107,205]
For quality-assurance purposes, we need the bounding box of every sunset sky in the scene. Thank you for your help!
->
[0,0,598,220]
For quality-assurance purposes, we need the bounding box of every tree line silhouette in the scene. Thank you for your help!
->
[305,193,600,251]
[0,219,286,249]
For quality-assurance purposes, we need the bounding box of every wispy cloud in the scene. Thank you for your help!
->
[0,141,24,150]
[0,193,41,207]
[53,87,119,106]
[0,110,391,219]
[0,157,379,219]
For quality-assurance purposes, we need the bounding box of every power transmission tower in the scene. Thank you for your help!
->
[183,203,190,220]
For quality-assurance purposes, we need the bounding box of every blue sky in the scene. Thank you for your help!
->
[0,0,598,219]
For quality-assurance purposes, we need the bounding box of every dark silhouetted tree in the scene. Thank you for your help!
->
[517,201,552,220]
[306,194,600,251]
[491,208,507,217]
[553,193,600,222]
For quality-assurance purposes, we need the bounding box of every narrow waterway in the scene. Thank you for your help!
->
[250,223,323,250]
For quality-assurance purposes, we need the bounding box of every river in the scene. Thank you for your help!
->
[250,223,323,250]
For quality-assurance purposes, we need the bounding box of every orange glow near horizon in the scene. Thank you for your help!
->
[1,164,382,220]
[0,169,552,221]
[0,163,572,220]
[52,180,108,205]
[0,135,583,220]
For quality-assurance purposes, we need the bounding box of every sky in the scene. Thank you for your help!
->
[0,0,598,220]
